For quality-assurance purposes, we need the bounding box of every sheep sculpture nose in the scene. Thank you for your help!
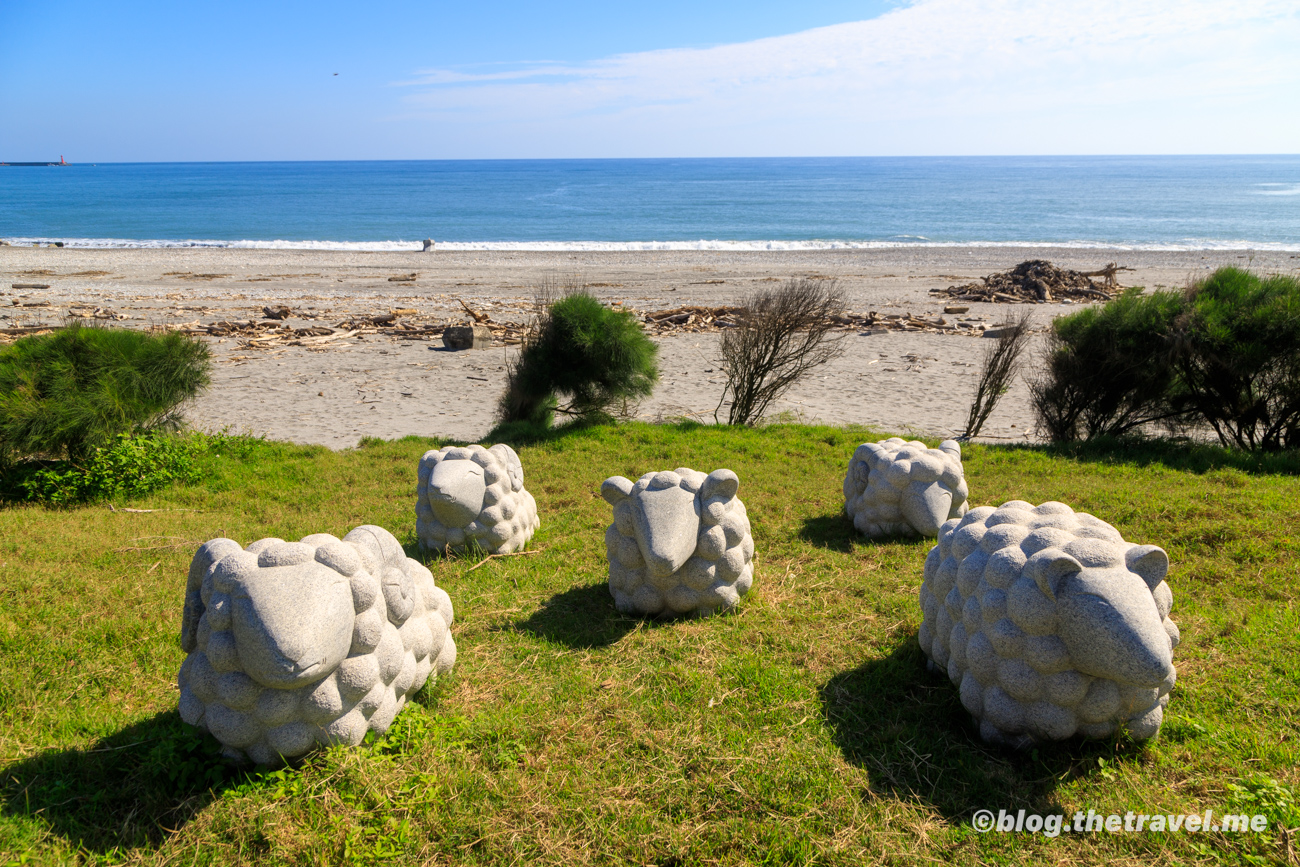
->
[1056,571,1174,688]
[899,482,954,537]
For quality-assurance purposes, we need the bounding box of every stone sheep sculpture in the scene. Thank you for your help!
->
[416,443,539,554]
[601,468,754,618]
[919,501,1179,748]
[178,525,456,764]
[844,437,970,538]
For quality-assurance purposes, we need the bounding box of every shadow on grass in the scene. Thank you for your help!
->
[514,581,649,649]
[819,635,1149,822]
[799,512,931,553]
[483,417,621,449]
[996,436,1300,476]
[798,512,857,552]
[0,711,247,856]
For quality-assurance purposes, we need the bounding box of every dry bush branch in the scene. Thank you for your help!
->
[962,310,1033,440]
[716,278,847,426]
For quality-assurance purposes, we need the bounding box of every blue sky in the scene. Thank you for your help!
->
[1,0,1297,161]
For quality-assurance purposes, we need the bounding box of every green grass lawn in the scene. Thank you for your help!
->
[1,423,1298,865]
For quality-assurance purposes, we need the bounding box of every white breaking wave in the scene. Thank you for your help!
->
[1254,183,1300,196]
[3,236,1300,252]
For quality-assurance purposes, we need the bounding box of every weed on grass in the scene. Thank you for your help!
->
[0,423,1297,864]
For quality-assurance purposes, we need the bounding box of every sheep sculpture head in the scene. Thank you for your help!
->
[178,525,456,764]
[920,501,1178,748]
[845,437,970,538]
[601,468,754,618]
[416,443,539,554]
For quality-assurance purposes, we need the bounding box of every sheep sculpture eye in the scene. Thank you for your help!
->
[600,468,755,618]
[919,500,1179,748]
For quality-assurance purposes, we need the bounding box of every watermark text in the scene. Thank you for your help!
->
[972,808,1269,836]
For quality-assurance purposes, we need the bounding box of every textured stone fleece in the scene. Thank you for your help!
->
[178,525,456,764]
[416,443,539,555]
[845,437,969,538]
[603,468,755,618]
[920,500,1179,748]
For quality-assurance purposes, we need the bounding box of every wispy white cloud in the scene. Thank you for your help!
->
[396,64,588,87]
[393,0,1300,156]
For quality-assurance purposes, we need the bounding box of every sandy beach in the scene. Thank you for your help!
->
[3,246,1296,448]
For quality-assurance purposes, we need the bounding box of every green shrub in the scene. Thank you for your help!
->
[1226,775,1300,833]
[2,429,260,505]
[1173,267,1300,451]
[1030,288,1186,442]
[498,291,658,429]
[0,324,211,465]
[13,431,201,504]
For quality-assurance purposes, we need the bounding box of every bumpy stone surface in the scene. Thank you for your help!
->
[919,501,1179,747]
[600,468,755,617]
[416,443,539,554]
[845,437,970,537]
[178,525,456,764]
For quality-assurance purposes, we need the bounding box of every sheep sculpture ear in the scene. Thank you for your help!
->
[600,476,635,506]
[490,443,526,492]
[938,439,962,458]
[1025,548,1083,601]
[700,469,739,502]
[182,538,241,652]
[1126,545,1169,591]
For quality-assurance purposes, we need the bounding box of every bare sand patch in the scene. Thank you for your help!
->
[3,246,1294,447]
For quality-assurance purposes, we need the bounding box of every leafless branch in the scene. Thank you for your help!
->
[716,278,848,426]
[962,310,1033,440]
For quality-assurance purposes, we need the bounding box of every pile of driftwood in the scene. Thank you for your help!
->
[240,329,364,350]
[640,306,745,332]
[333,312,445,339]
[638,305,977,336]
[189,302,532,350]
[335,314,530,344]
[196,320,330,338]
[69,307,129,321]
[189,320,354,350]
[850,312,971,334]
[436,299,529,344]
[931,260,1131,303]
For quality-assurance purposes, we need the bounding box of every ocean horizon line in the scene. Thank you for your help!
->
[5,154,1299,166]
[5,236,1299,253]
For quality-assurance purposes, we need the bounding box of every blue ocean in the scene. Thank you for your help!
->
[1,156,1298,251]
